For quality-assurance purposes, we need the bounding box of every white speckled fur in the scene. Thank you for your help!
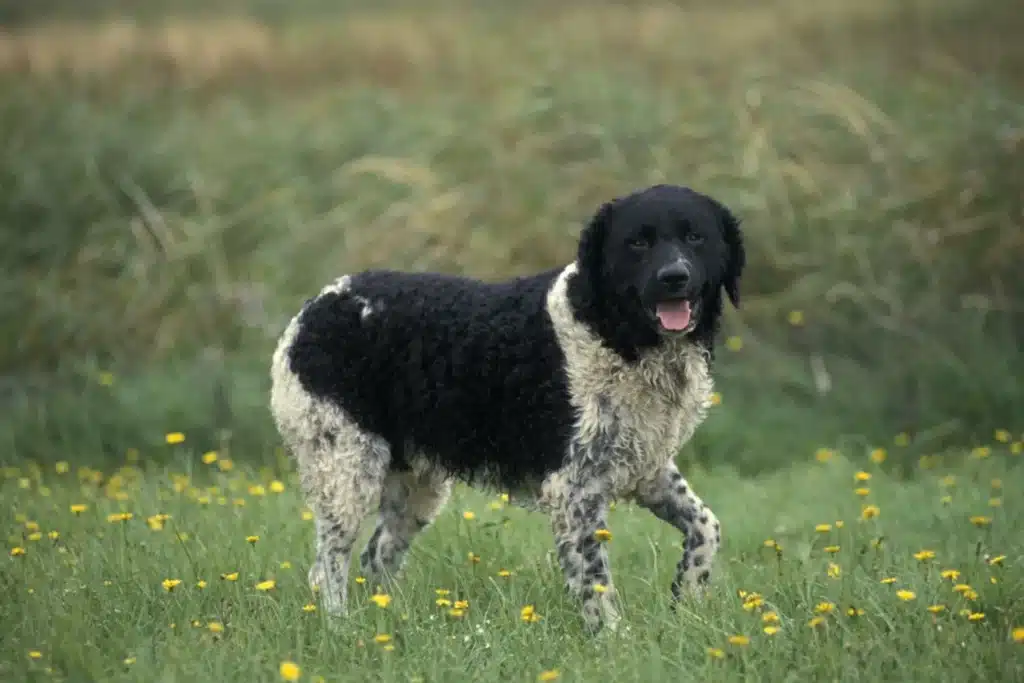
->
[270,263,722,629]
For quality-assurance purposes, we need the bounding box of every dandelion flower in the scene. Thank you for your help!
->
[763,539,779,549]
[1012,627,1024,644]
[165,432,186,445]
[497,569,512,578]
[762,611,780,624]
[246,535,260,544]
[861,505,881,520]
[70,504,88,515]
[201,451,218,465]
[448,608,465,618]
[302,603,316,613]
[869,448,887,464]
[824,545,840,554]
[279,661,301,681]
[162,579,182,592]
[521,605,541,623]
[709,392,722,406]
[940,495,953,505]
[827,563,841,579]
[107,512,133,523]
[727,635,749,646]
[28,651,42,660]
[814,523,832,533]
[370,593,391,608]
[706,647,725,659]
[854,471,872,482]
[594,528,612,542]
[249,485,266,497]
[952,584,972,594]
[941,569,960,581]
[970,446,991,459]
[1012,442,1022,455]
[913,550,936,561]
[967,612,985,622]
[270,480,286,494]
[10,545,26,558]
[218,459,235,472]
[742,594,763,610]
[763,625,780,636]
[927,605,946,614]
[221,572,239,582]
[847,607,865,617]
[808,616,825,628]
[896,590,916,601]
[436,598,452,607]
[196,580,207,589]
[815,602,835,614]
[124,657,136,666]
[855,488,870,497]
[280,561,292,570]
[55,461,70,474]
[467,552,481,564]
[374,634,392,644]
[208,622,224,633]
[970,516,992,527]
[256,580,276,591]
[355,576,367,585]
[815,448,834,463]
[538,670,560,681]
[989,498,1003,508]
[988,555,1006,566]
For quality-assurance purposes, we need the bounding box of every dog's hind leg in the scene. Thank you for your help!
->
[359,463,452,583]
[634,461,721,601]
[299,428,390,617]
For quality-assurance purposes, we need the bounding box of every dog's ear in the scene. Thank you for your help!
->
[715,201,745,308]
[577,199,617,285]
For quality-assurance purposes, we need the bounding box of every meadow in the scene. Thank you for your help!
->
[1,0,1023,680]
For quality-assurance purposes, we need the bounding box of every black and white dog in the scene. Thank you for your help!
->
[270,184,745,632]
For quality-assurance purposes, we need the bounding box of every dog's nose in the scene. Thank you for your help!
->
[657,262,691,290]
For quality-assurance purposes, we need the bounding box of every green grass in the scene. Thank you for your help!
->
[2,443,1022,682]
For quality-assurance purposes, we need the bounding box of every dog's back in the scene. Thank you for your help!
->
[279,268,576,488]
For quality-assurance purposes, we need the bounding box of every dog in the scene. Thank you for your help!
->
[270,183,745,632]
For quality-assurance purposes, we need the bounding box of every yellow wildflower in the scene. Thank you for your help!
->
[824,545,840,554]
[246,535,260,544]
[162,578,182,592]
[762,611,780,624]
[815,602,835,614]
[707,647,725,659]
[28,651,42,660]
[1012,442,1023,455]
[279,661,301,681]
[47,531,59,541]
[952,584,972,594]
[270,480,286,494]
[165,432,185,445]
[10,547,26,557]
[498,569,512,578]
[787,310,804,326]
[280,561,292,570]
[989,555,1006,566]
[989,498,1003,508]
[370,593,391,608]
[221,572,239,581]
[196,580,207,589]
[728,635,750,646]
[70,504,88,515]
[55,461,70,474]
[995,429,1011,443]
[869,448,887,464]
[847,607,865,617]
[303,603,317,613]
[354,576,367,585]
[808,616,825,628]
[927,605,946,614]
[448,608,465,618]
[521,605,541,623]
[854,487,870,497]
[218,459,234,472]
[854,471,872,482]
[725,335,743,351]
[880,577,897,585]
[970,446,991,459]
[814,523,832,533]
[967,612,985,622]
[467,552,481,564]
[709,392,722,406]
[462,511,475,520]
[255,580,276,591]
[827,563,841,579]
[208,622,224,634]
[374,633,392,644]
[249,485,266,497]
[1011,627,1024,643]
[861,505,881,520]
[107,512,133,523]
[941,569,960,580]
[538,670,560,682]
[815,448,834,463]
[301,510,314,522]
[202,451,218,465]
[593,583,608,594]
[970,516,992,527]
[913,550,936,561]
[27,532,41,542]
[594,528,612,542]
[896,590,916,601]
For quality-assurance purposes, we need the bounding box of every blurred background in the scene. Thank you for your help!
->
[1,0,1021,475]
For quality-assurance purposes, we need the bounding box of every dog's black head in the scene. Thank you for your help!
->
[568,184,745,361]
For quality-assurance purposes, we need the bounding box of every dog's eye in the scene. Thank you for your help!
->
[627,235,652,250]
[685,233,705,245]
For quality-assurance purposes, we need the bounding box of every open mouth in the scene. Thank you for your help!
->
[654,299,696,332]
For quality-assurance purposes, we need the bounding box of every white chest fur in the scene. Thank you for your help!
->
[541,264,714,504]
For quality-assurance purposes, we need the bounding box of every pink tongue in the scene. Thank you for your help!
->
[656,301,692,330]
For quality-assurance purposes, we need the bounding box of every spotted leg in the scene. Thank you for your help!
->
[635,462,721,601]
[551,482,620,633]
[359,467,452,583]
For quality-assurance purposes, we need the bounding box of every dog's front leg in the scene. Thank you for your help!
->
[550,472,620,633]
[635,461,721,601]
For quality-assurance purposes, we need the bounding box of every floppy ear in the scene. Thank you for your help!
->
[716,202,745,308]
[576,199,617,294]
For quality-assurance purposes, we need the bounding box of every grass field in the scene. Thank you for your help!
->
[2,0,1023,680]
[3,440,1023,682]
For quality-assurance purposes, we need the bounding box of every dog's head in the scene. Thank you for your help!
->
[569,184,745,360]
